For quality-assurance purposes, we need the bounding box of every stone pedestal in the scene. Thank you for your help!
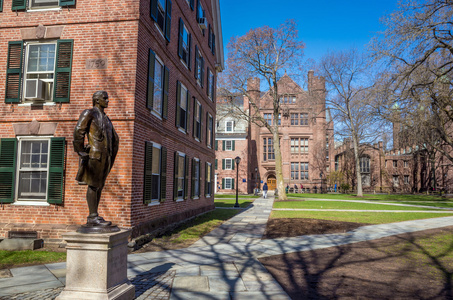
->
[56,230,135,300]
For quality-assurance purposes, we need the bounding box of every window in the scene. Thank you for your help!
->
[207,113,213,148]
[393,160,398,168]
[205,162,212,196]
[186,0,194,10]
[359,157,370,173]
[208,24,216,55]
[173,152,189,200]
[277,114,281,125]
[6,40,73,104]
[178,18,191,67]
[301,162,309,180]
[404,175,409,184]
[223,158,233,170]
[223,177,233,189]
[335,155,339,171]
[147,50,169,118]
[264,113,272,126]
[191,158,201,198]
[279,95,296,104]
[290,138,308,154]
[393,175,399,187]
[207,68,215,100]
[176,81,190,132]
[194,46,204,86]
[291,162,299,180]
[263,138,275,161]
[224,140,234,151]
[291,113,308,126]
[290,114,298,125]
[404,161,408,168]
[151,0,172,41]
[225,121,233,133]
[193,100,202,140]
[19,0,74,10]
[196,0,206,30]
[0,137,65,204]
[144,142,167,204]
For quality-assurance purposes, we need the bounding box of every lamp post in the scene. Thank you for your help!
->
[254,167,258,195]
[320,171,323,194]
[234,156,241,208]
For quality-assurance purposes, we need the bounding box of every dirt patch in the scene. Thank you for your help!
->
[260,226,453,300]
[263,218,368,239]
[131,235,197,253]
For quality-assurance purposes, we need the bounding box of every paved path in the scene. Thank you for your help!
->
[2,193,453,299]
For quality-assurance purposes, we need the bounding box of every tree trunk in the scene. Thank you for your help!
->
[352,134,363,197]
[273,129,287,200]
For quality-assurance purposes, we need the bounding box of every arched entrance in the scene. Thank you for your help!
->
[267,175,277,190]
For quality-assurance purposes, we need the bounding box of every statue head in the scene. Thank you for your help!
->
[92,91,109,108]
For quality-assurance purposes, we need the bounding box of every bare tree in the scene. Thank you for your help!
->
[371,0,453,162]
[318,48,386,196]
[221,20,305,200]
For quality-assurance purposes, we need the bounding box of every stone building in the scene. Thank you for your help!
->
[215,72,334,194]
[0,0,224,242]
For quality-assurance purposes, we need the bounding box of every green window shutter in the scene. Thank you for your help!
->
[206,67,210,96]
[222,140,225,151]
[194,45,199,79]
[215,159,217,170]
[5,41,24,103]
[143,141,153,204]
[163,66,169,119]
[232,160,234,170]
[59,0,75,5]
[53,39,73,103]
[160,146,167,201]
[164,0,172,42]
[196,0,200,20]
[222,159,225,170]
[222,178,225,189]
[232,140,235,151]
[47,137,66,204]
[176,81,181,128]
[232,178,235,189]
[0,138,17,203]
[184,155,189,199]
[186,90,191,132]
[147,49,156,110]
[205,112,209,146]
[192,98,196,137]
[204,162,208,195]
[150,0,158,21]
[178,18,184,59]
[0,0,3,12]
[212,33,216,56]
[208,24,211,50]
[200,106,203,142]
[188,33,192,70]
[12,0,26,10]
[200,57,204,87]
[215,140,218,150]
[173,152,178,200]
[191,158,195,197]
[189,0,194,10]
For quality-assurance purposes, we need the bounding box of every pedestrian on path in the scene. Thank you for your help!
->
[263,183,268,198]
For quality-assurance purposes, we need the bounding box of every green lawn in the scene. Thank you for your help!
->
[287,193,452,202]
[214,198,254,208]
[274,200,448,211]
[214,194,259,199]
[270,211,453,224]
[0,250,66,270]
[386,201,453,209]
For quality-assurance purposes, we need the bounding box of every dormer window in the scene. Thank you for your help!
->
[225,121,233,133]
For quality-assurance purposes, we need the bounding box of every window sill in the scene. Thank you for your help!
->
[193,196,199,200]
[12,201,50,206]
[151,110,163,120]
[178,128,187,134]
[18,102,56,107]
[154,23,166,40]
[148,201,160,206]
[194,137,200,142]
[176,198,184,202]
[27,7,62,12]
[180,59,189,69]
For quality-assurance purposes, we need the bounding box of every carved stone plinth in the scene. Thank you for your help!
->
[56,230,135,300]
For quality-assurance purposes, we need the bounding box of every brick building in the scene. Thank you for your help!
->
[0,0,224,242]
[215,72,334,194]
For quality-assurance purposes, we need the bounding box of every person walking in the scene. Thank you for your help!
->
[263,183,268,198]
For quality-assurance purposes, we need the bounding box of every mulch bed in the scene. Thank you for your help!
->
[260,220,453,300]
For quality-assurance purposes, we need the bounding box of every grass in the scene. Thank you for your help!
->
[273,200,448,211]
[386,201,453,209]
[0,249,66,270]
[270,210,453,224]
[286,193,452,202]
[214,194,259,199]
[214,198,254,208]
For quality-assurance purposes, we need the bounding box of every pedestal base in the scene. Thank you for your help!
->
[56,229,135,300]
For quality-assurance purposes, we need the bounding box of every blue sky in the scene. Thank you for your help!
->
[219,0,399,62]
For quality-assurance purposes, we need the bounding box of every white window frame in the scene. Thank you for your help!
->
[225,140,233,151]
[176,152,186,201]
[28,0,60,11]
[224,177,233,190]
[196,49,203,86]
[208,69,214,100]
[193,158,200,198]
[178,83,189,132]
[194,100,202,140]
[150,143,162,205]
[152,55,165,117]
[225,158,233,170]
[206,162,212,197]
[181,24,190,67]
[207,114,213,148]
[23,41,57,103]
[225,121,233,133]
[15,136,51,205]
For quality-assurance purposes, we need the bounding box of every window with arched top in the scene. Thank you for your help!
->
[359,156,370,173]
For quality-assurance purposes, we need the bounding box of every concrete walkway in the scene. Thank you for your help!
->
[2,193,453,299]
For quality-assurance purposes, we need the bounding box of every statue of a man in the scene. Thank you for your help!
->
[73,91,119,232]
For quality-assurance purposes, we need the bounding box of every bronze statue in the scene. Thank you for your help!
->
[73,91,120,233]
